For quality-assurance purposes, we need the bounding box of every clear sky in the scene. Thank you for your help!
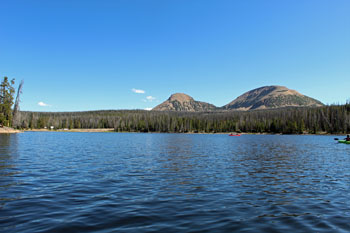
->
[1,0,349,111]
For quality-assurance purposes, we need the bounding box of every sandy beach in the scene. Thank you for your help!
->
[0,127,23,134]
[25,128,115,133]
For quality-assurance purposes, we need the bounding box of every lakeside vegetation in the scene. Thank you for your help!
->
[0,77,15,127]
[15,103,350,134]
[0,76,23,129]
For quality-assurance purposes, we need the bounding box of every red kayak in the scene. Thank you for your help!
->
[229,134,241,136]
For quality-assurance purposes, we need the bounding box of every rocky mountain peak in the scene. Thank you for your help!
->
[168,93,193,103]
[152,93,216,112]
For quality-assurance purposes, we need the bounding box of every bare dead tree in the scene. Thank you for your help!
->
[320,107,332,131]
[12,80,24,128]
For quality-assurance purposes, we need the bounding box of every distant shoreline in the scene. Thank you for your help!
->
[25,128,115,133]
[20,129,345,136]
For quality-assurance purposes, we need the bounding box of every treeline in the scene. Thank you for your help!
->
[16,103,350,134]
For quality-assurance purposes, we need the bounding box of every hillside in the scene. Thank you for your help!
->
[152,93,216,112]
[223,86,324,110]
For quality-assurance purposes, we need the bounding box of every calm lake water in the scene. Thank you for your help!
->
[1,132,350,232]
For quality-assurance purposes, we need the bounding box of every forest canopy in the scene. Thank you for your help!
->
[17,103,350,134]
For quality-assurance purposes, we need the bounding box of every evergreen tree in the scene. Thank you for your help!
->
[0,77,15,127]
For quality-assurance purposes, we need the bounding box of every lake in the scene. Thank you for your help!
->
[1,132,350,232]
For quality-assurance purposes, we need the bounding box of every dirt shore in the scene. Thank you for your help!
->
[0,127,23,134]
[25,128,115,133]
[11,128,345,135]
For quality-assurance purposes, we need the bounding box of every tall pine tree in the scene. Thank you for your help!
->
[0,77,15,127]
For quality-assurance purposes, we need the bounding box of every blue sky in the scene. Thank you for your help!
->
[1,0,349,111]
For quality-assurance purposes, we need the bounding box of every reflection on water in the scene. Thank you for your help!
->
[0,134,18,155]
[1,133,350,232]
[0,134,19,208]
[0,134,19,173]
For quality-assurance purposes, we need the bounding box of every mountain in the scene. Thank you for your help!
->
[223,85,324,110]
[152,93,217,112]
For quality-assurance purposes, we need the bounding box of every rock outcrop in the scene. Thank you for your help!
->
[153,93,216,112]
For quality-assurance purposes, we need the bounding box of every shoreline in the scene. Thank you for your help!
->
[25,128,115,133]
[20,129,347,136]
[0,127,23,134]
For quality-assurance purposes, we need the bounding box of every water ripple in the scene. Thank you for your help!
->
[1,133,350,232]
